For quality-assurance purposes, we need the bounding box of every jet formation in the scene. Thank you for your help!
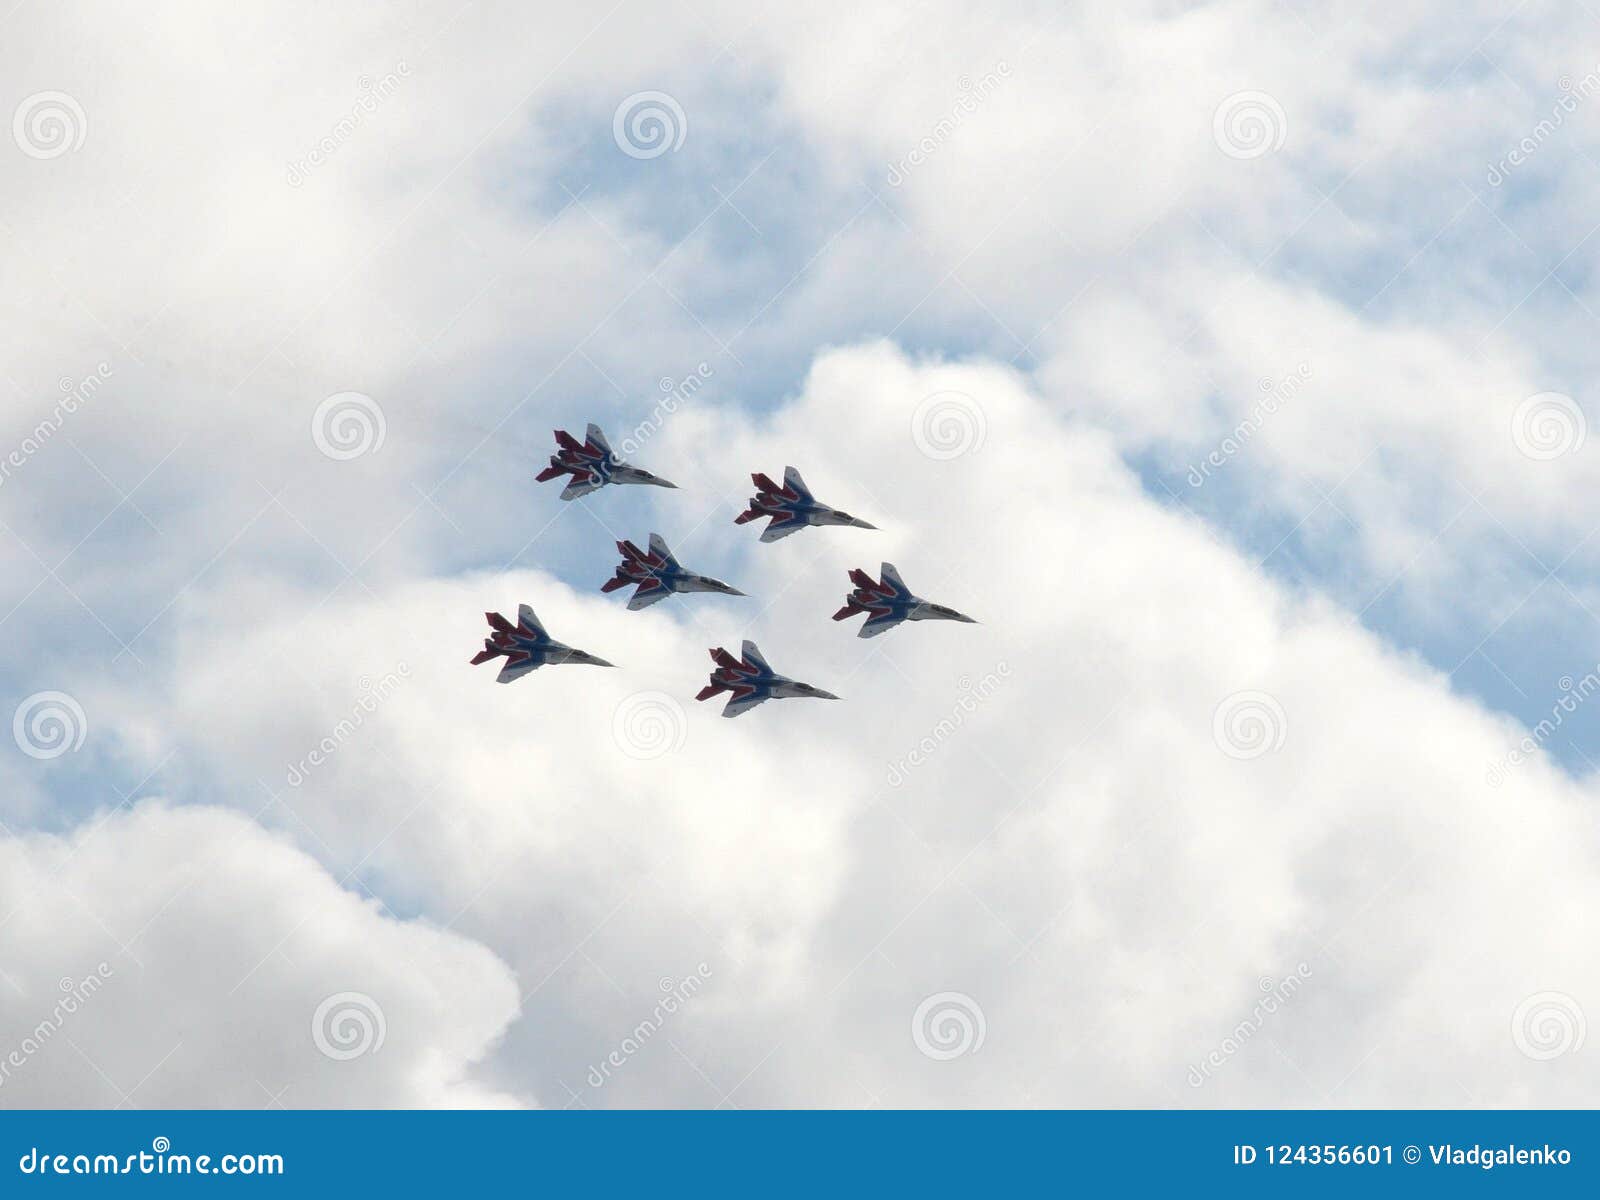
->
[478,422,976,716]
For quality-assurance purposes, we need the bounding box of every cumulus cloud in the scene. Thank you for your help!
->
[0,804,522,1108]
[90,343,1595,1107]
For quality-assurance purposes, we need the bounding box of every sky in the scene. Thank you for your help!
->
[2,0,1599,1108]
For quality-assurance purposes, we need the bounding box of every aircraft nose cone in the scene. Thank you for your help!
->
[655,477,679,489]
[851,518,878,530]
[813,689,840,700]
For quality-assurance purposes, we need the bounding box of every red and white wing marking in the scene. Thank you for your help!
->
[697,645,769,716]
[626,579,672,610]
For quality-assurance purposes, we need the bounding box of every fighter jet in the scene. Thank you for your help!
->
[695,640,839,718]
[469,604,615,682]
[832,563,978,639]
[602,533,746,611]
[535,424,677,500]
[735,466,877,542]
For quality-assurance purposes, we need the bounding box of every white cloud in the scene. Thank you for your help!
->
[101,342,1599,1107]
[0,803,522,1107]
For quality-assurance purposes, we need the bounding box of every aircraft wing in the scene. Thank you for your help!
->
[626,583,672,610]
[858,611,904,638]
[560,475,604,500]
[759,519,805,542]
[721,691,768,718]
[496,658,540,684]
[740,641,772,673]
[647,532,676,565]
